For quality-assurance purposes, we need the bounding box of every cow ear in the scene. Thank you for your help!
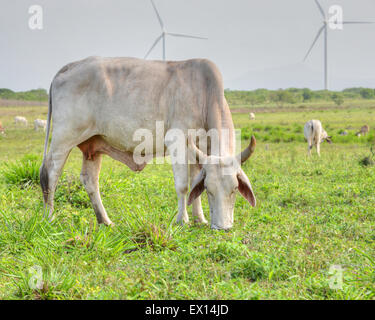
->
[237,169,256,207]
[187,169,206,205]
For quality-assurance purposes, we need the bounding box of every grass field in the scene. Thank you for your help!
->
[0,104,374,300]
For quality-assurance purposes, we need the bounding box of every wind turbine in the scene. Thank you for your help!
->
[144,0,207,61]
[303,0,374,90]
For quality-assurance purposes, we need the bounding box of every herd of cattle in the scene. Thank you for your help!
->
[0,116,47,135]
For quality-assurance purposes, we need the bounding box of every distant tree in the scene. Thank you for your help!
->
[360,88,374,99]
[0,88,16,99]
[302,88,313,102]
[270,90,294,107]
[331,93,344,106]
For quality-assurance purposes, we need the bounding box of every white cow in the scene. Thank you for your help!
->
[249,112,255,120]
[304,120,332,156]
[14,116,28,126]
[40,56,257,230]
[34,119,47,131]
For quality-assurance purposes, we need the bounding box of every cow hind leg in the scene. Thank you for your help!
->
[307,139,313,156]
[40,145,72,221]
[80,153,113,225]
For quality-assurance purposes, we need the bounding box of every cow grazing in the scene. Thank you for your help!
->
[304,120,332,156]
[14,116,28,126]
[356,125,370,136]
[34,119,47,131]
[249,112,255,120]
[40,56,257,230]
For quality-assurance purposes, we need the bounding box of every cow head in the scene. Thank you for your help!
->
[187,136,256,230]
[321,130,332,144]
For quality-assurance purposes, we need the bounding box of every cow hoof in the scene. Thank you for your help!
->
[194,218,208,225]
[176,218,189,226]
[103,220,114,227]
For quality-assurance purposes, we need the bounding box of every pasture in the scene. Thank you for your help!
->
[0,104,374,300]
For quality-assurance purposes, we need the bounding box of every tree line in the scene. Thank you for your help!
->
[0,88,48,102]
[1,87,375,107]
[224,87,375,107]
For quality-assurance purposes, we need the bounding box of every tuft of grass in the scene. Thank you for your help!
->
[132,222,176,251]
[2,154,41,187]
[208,242,249,262]
[123,212,178,251]
[230,252,289,282]
[359,156,375,167]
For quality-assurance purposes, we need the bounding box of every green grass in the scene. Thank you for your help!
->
[0,105,374,299]
[2,154,41,187]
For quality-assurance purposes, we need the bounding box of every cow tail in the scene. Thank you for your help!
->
[43,84,52,162]
[40,83,52,202]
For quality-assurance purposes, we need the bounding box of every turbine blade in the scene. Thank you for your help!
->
[342,21,375,24]
[303,25,325,61]
[314,0,325,19]
[167,32,208,40]
[144,34,163,59]
[150,0,164,29]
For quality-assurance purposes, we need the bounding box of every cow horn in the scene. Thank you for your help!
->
[237,135,256,164]
[188,134,207,164]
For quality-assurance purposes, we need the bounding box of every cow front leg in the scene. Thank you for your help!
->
[172,163,189,225]
[316,143,321,157]
[189,163,208,224]
[80,153,113,225]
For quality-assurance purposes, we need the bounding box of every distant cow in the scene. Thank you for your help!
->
[249,112,255,120]
[14,116,28,126]
[356,125,369,136]
[34,119,47,131]
[304,120,332,156]
[0,121,4,135]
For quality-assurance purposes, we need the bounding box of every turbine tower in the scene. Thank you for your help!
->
[144,0,207,61]
[303,0,374,90]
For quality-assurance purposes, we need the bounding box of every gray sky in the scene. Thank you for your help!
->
[1,0,374,91]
